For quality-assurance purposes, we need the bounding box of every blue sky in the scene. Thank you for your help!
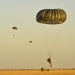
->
[0,0,75,69]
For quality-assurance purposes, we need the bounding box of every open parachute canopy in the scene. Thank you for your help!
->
[29,41,32,43]
[12,27,18,30]
[36,9,67,24]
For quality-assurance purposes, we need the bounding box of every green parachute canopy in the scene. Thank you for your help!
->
[36,9,67,24]
[12,27,18,30]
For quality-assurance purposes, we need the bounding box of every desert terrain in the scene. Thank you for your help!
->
[0,69,75,75]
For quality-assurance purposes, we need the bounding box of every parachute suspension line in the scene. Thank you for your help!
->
[37,24,51,56]
[50,25,64,57]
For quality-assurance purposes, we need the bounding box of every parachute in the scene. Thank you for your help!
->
[12,27,18,30]
[36,9,67,68]
[29,41,33,43]
[36,9,67,24]
[12,26,18,37]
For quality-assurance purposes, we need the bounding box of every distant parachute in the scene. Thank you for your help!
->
[12,26,18,37]
[36,9,67,24]
[29,41,32,43]
[12,27,18,30]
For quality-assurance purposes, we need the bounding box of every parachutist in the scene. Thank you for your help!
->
[47,57,52,67]
[36,9,66,68]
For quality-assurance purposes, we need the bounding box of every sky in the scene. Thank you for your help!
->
[0,0,75,69]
